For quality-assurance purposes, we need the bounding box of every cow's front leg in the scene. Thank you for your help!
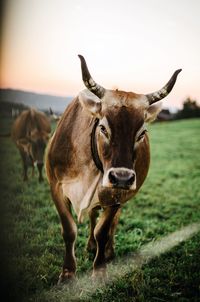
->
[52,188,77,284]
[93,205,120,279]
[58,206,77,284]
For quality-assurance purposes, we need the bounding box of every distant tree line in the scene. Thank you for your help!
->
[0,100,53,118]
[0,101,29,117]
[175,97,200,119]
[0,98,199,121]
[157,97,200,121]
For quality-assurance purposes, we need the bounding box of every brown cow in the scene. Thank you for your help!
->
[46,55,181,282]
[12,108,51,182]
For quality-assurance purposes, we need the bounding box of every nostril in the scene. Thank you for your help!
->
[127,173,135,185]
[109,171,118,185]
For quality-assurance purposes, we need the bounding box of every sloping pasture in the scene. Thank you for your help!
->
[0,117,200,301]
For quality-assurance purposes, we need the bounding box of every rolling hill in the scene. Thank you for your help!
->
[0,89,73,114]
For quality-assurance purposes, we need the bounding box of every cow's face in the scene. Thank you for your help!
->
[30,129,49,164]
[98,105,144,191]
[17,130,49,164]
[79,89,162,192]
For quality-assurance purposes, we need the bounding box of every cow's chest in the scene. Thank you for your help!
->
[61,172,101,222]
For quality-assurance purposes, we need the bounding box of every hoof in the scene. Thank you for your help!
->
[57,269,75,285]
[92,268,107,282]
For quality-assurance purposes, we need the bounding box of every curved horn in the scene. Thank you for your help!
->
[146,69,182,105]
[78,55,105,99]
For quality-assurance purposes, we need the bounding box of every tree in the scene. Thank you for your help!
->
[176,97,200,119]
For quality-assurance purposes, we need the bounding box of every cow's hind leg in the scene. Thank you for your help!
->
[31,159,35,177]
[87,207,100,256]
[37,163,44,182]
[87,207,121,261]
[105,208,121,262]
[52,186,77,284]
[93,205,120,279]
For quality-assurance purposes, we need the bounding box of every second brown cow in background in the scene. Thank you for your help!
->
[12,108,51,182]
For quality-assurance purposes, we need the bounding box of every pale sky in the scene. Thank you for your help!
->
[1,0,200,108]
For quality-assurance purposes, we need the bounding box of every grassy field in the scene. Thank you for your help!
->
[0,117,200,302]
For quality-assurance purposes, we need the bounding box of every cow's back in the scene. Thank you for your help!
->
[46,97,92,184]
[12,109,51,141]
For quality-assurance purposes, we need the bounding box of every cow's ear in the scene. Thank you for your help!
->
[145,102,162,123]
[79,90,102,117]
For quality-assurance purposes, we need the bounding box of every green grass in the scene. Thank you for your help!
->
[0,118,200,302]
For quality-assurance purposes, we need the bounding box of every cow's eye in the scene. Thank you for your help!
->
[99,125,108,137]
[137,130,147,141]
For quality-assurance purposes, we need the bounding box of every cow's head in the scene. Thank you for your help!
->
[17,129,49,166]
[78,55,181,201]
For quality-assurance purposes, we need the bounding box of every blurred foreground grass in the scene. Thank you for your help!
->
[0,118,199,301]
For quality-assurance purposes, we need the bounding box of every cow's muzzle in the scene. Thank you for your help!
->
[103,167,136,190]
